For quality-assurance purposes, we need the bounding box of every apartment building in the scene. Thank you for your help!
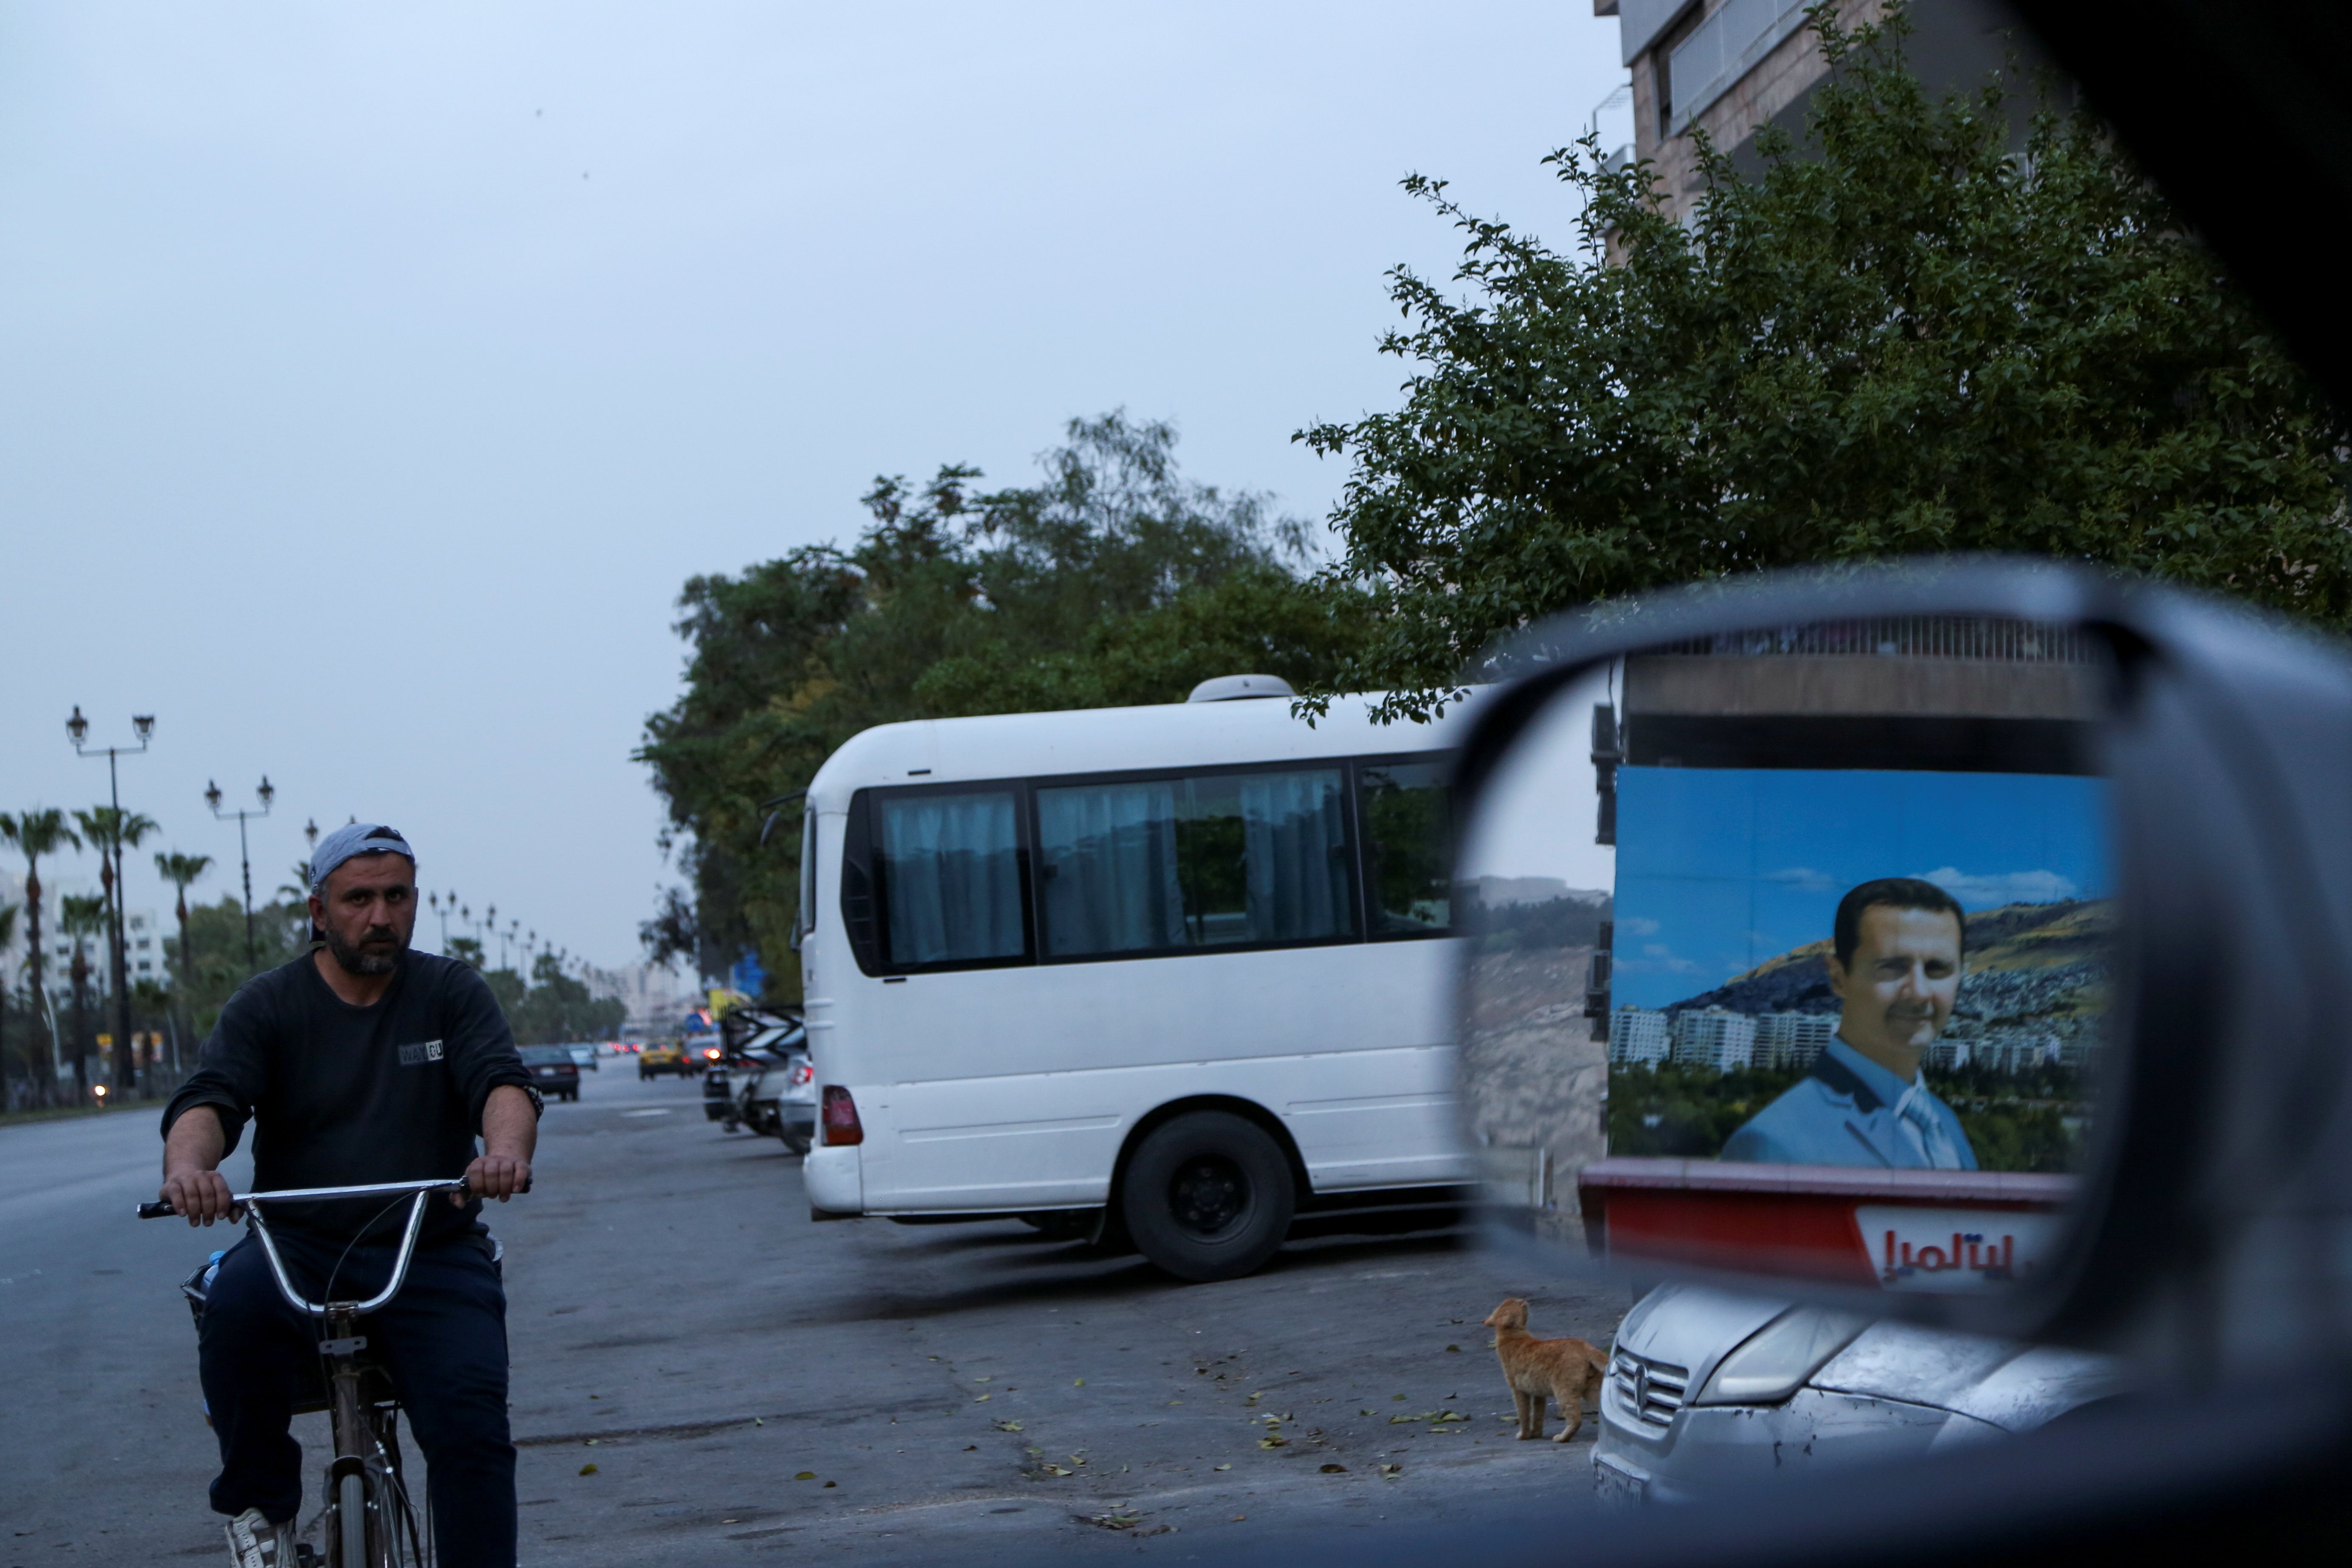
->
[1609,1006,1674,1066]
[1673,1007,1757,1071]
[1754,1010,1837,1071]
[1597,0,2058,224]
[0,878,166,1006]
[583,961,706,1041]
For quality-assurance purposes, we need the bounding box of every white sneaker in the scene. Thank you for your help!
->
[225,1508,295,1568]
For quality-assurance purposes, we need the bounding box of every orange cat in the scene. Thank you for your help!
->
[1482,1297,1608,1443]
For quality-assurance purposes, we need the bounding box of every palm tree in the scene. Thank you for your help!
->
[1,810,82,1105]
[0,901,18,1108]
[59,892,107,1097]
[75,807,159,1092]
[155,851,213,1069]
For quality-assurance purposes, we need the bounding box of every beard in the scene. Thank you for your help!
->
[326,923,408,977]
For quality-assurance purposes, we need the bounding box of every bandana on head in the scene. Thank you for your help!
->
[308,822,417,895]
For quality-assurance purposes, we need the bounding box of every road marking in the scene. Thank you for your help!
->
[620,1108,672,1118]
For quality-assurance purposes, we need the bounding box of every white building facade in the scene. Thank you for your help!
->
[1672,1007,1757,1071]
[583,961,704,1041]
[1754,1011,1837,1071]
[1609,1007,1673,1067]
[2,877,166,1009]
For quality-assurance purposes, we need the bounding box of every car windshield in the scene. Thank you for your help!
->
[517,1046,574,1065]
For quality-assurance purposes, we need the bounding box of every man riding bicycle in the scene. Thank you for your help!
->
[159,823,539,1568]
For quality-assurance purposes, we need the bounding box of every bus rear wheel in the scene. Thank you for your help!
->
[1121,1112,1295,1282]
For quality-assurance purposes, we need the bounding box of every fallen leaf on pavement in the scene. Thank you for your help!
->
[1082,1508,1143,1531]
[578,1464,598,1476]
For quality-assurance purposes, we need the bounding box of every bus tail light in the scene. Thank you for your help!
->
[822,1086,864,1146]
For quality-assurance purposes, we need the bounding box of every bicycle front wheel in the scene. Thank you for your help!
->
[338,1471,368,1567]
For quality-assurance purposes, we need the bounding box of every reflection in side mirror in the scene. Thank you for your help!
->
[1459,615,2114,1293]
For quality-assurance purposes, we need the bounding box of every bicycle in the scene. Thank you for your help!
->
[140,1177,483,1568]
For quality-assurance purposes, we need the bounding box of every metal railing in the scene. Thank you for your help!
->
[1649,616,2107,665]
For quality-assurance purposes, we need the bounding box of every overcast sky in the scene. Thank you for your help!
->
[0,2,1629,975]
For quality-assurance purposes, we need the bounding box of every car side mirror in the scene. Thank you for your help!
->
[1451,561,2352,1359]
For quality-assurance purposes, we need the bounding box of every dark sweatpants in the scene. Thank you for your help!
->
[199,1226,516,1568]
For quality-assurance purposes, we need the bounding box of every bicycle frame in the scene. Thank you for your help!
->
[143,1177,473,1568]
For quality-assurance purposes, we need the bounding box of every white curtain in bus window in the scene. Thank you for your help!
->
[1038,769,1353,956]
[1037,780,1187,956]
[1223,769,1352,943]
[878,791,1024,965]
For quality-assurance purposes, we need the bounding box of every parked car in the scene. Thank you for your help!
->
[637,1043,697,1080]
[518,1045,582,1104]
[1593,1284,2121,1503]
[704,1009,816,1153]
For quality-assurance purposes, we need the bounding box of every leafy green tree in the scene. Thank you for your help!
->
[1301,4,2352,719]
[481,965,526,1018]
[176,895,309,1039]
[1,808,81,1102]
[639,412,1366,999]
[505,953,626,1043]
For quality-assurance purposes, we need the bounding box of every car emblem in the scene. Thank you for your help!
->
[1630,1361,1648,1409]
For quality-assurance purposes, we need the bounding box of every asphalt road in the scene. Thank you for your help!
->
[0,1065,1625,1565]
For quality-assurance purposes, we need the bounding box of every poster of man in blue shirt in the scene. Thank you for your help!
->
[1721,877,1976,1169]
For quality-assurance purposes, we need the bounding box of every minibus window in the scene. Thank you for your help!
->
[1037,767,1354,957]
[1361,760,1452,934]
[877,791,1025,966]
[1037,779,1185,955]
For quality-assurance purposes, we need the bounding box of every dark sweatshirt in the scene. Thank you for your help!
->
[162,949,533,1245]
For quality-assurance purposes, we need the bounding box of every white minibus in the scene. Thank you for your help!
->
[794,682,1474,1279]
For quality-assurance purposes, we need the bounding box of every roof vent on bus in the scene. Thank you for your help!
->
[1186,673,1297,703]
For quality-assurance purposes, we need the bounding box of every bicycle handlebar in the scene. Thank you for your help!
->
[138,1177,473,1218]
[136,1177,518,1316]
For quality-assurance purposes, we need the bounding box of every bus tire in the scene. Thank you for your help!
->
[1120,1112,1295,1282]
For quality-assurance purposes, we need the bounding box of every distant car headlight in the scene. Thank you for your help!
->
[1691,1309,1871,1406]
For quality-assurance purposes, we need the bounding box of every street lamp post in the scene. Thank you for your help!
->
[205,777,275,975]
[67,707,153,1096]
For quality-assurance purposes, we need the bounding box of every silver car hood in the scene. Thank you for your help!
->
[1614,1286,2120,1433]
[1810,1322,2119,1431]
[1613,1285,1791,1386]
